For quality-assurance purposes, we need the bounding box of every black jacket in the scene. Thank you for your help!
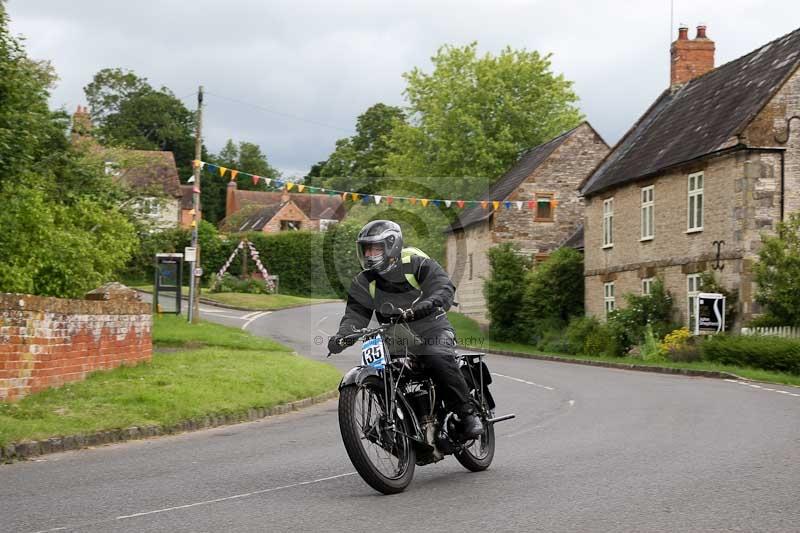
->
[337,255,455,337]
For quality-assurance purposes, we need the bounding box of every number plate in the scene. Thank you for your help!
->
[361,335,386,369]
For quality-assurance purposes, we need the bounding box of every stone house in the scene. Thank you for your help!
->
[71,106,186,230]
[580,25,800,329]
[222,181,346,233]
[445,122,610,323]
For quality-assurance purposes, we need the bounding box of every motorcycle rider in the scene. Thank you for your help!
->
[328,220,484,439]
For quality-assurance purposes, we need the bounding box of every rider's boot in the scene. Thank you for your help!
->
[457,408,484,439]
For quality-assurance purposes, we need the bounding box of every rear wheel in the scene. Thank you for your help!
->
[338,378,416,494]
[454,395,495,472]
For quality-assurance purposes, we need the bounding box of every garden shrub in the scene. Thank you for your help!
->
[583,323,622,357]
[640,324,663,361]
[607,278,677,352]
[483,243,530,341]
[564,316,602,355]
[702,334,800,374]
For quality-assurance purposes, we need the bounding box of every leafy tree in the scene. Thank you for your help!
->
[203,139,280,224]
[84,68,197,176]
[386,43,583,198]
[308,103,405,192]
[483,243,531,341]
[519,247,584,342]
[754,213,800,326]
[0,7,138,297]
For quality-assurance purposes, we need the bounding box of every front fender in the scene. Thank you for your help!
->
[338,365,382,390]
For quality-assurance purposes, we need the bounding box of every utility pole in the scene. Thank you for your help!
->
[188,85,203,324]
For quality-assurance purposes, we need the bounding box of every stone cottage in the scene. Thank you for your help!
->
[580,25,800,329]
[445,122,610,323]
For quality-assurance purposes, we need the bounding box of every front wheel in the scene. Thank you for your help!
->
[454,400,495,472]
[338,379,416,494]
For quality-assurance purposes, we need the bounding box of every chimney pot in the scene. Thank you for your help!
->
[696,25,707,39]
[671,24,714,87]
[678,25,689,40]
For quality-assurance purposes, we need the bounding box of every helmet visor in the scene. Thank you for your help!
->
[357,241,386,270]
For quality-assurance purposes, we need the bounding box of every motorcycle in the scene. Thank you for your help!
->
[329,303,515,494]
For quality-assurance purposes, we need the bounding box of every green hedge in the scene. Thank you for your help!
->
[703,335,800,374]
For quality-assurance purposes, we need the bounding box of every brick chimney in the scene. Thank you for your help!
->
[226,181,239,218]
[70,105,93,142]
[671,24,715,87]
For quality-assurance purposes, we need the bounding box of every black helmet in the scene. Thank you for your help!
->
[357,220,403,275]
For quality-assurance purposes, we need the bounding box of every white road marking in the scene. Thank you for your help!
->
[492,372,555,391]
[724,379,800,397]
[242,311,271,330]
[115,472,357,520]
[30,528,67,533]
[568,399,575,406]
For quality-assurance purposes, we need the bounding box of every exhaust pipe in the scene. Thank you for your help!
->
[488,413,515,424]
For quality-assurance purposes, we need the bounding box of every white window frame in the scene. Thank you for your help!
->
[642,277,655,295]
[602,198,614,248]
[604,282,616,315]
[687,273,701,329]
[687,172,704,232]
[641,185,654,241]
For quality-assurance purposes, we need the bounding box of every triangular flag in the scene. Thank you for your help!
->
[374,195,382,204]
[265,178,272,186]
[189,208,196,216]
[252,175,260,185]
[421,199,429,207]
[409,198,417,205]
[362,195,371,204]
[387,196,394,205]
[219,166,227,177]
[551,199,559,208]
[504,201,511,209]
[287,182,294,191]
[433,200,441,207]
[527,200,536,209]
[193,187,200,194]
[516,201,523,210]
[187,175,195,183]
[342,193,348,201]
[308,186,318,193]
[193,160,201,168]
[481,201,488,209]
[230,170,239,181]
[351,192,359,201]
[457,200,465,208]
[206,164,218,174]
[298,184,305,193]
[444,200,452,208]
[492,201,500,210]
[190,220,196,227]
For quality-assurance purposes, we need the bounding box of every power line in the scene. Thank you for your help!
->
[204,91,352,133]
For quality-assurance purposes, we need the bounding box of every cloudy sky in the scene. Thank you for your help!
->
[8,1,799,178]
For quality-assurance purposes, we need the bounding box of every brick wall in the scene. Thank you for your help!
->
[0,285,151,402]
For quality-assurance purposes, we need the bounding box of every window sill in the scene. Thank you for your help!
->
[602,244,614,250]
[685,228,704,234]
[640,236,654,242]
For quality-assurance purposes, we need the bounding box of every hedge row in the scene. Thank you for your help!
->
[703,334,800,374]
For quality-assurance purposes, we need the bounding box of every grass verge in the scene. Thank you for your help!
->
[0,315,341,447]
[133,285,338,310]
[448,312,800,387]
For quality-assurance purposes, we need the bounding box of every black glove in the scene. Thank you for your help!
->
[328,334,346,354]
[411,299,437,320]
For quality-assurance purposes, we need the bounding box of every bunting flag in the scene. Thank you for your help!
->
[195,160,561,216]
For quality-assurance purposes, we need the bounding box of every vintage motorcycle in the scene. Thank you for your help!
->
[329,304,514,494]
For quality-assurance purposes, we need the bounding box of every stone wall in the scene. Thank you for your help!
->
[446,222,493,324]
[261,201,311,233]
[0,284,152,402]
[583,150,783,327]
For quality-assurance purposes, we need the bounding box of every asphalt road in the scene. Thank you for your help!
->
[3,301,800,532]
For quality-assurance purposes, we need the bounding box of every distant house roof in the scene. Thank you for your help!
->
[560,224,584,251]
[581,27,800,197]
[232,190,346,221]
[116,150,182,198]
[446,124,584,233]
[230,203,287,232]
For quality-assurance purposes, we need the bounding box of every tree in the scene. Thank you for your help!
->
[483,243,531,341]
[203,139,280,224]
[0,8,138,297]
[754,213,800,326]
[386,43,583,198]
[310,103,405,192]
[84,68,197,176]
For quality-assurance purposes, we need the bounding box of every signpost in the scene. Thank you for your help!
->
[694,292,726,335]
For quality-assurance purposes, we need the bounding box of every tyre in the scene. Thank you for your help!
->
[454,397,495,472]
[338,378,416,494]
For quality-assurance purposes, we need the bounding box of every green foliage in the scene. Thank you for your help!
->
[640,324,663,361]
[754,212,800,326]
[84,68,197,176]
[386,42,583,198]
[746,314,786,328]
[0,11,138,297]
[583,323,621,357]
[703,334,800,375]
[564,316,602,354]
[520,248,584,342]
[699,271,737,331]
[211,273,271,295]
[606,279,677,353]
[308,103,405,192]
[483,243,530,341]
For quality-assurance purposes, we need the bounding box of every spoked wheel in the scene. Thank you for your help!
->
[338,378,416,494]
[454,396,495,472]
